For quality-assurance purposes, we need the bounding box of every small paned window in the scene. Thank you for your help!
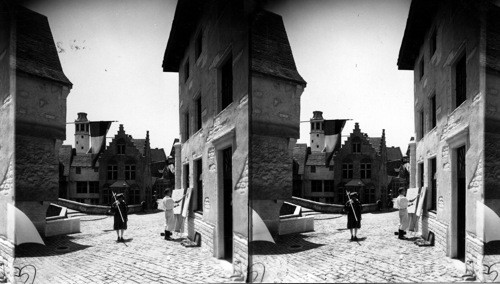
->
[107,165,118,180]
[311,180,322,192]
[360,163,372,179]
[76,182,87,194]
[117,143,125,155]
[125,165,136,180]
[311,166,316,173]
[352,138,361,153]
[89,181,99,194]
[342,163,353,179]
[76,167,81,174]
[324,180,334,192]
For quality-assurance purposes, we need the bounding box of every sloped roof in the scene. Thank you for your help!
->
[162,0,203,72]
[306,152,328,166]
[151,148,167,163]
[71,154,93,167]
[368,137,382,154]
[132,139,146,156]
[58,145,73,176]
[397,0,438,70]
[251,10,306,85]
[16,6,72,86]
[292,143,308,175]
[387,147,403,161]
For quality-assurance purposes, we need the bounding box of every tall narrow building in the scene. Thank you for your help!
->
[162,0,306,270]
[398,0,500,280]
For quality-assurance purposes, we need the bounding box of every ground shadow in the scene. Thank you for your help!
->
[369,210,396,215]
[15,235,91,257]
[133,209,162,216]
[250,234,324,255]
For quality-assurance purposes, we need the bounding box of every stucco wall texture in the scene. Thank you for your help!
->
[407,1,500,281]
[170,0,307,269]
[0,4,14,280]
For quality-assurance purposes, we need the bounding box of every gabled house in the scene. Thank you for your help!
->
[333,123,389,205]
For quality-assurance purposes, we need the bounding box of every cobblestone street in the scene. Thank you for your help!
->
[252,210,472,283]
[13,210,474,283]
[14,211,234,284]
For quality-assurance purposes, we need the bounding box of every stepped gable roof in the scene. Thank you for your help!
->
[387,147,403,161]
[132,139,146,156]
[293,143,308,175]
[58,145,73,176]
[71,154,93,167]
[151,148,167,163]
[16,6,72,86]
[251,10,306,85]
[368,137,382,154]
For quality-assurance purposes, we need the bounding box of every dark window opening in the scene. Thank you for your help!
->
[184,164,190,189]
[76,167,81,174]
[184,59,189,83]
[125,165,136,180]
[311,166,316,173]
[195,32,202,60]
[419,58,424,80]
[195,159,203,212]
[107,165,118,180]
[430,29,437,56]
[117,144,125,155]
[360,163,371,179]
[455,54,466,108]
[430,158,437,211]
[342,163,353,179]
[76,182,87,194]
[418,109,424,140]
[196,97,202,131]
[430,94,436,129]
[220,55,233,110]
[89,181,99,194]
[324,180,334,192]
[184,111,190,140]
[311,180,322,192]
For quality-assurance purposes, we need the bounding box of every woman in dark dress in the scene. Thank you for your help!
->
[344,192,362,241]
[111,193,128,242]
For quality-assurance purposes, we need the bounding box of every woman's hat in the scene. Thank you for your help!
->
[350,192,358,197]
[116,193,124,198]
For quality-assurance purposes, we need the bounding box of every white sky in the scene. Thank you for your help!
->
[25,0,414,153]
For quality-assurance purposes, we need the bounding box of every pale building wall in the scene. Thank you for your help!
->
[0,6,15,280]
[68,164,99,202]
[175,0,250,267]
[408,1,498,280]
